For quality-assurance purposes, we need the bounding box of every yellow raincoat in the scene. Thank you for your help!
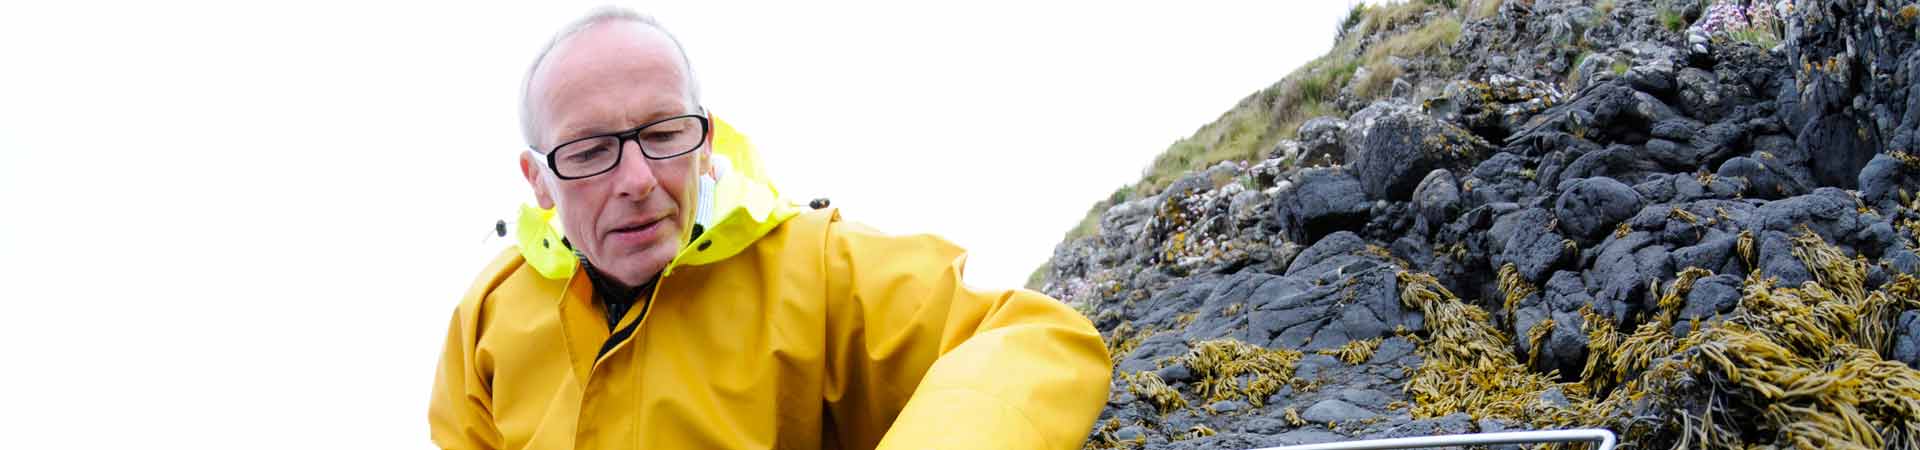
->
[429,119,1112,449]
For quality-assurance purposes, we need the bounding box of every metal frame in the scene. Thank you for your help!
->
[1249,429,1616,450]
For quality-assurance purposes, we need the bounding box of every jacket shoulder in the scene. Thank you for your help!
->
[455,246,540,313]
[777,207,841,239]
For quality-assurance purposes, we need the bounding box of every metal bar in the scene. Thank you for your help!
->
[1248,428,1616,450]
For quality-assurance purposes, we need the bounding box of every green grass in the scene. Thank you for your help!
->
[1042,0,1466,257]
[1363,15,1463,64]
[1726,27,1781,49]
[1025,261,1050,290]
[1134,106,1279,197]
[1366,1,1438,34]
[1353,60,1407,101]
[1566,51,1594,89]
[1467,0,1504,20]
[1148,4,1459,196]
[1341,3,1369,36]
[1658,3,1687,33]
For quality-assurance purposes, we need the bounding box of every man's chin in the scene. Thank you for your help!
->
[596,246,674,288]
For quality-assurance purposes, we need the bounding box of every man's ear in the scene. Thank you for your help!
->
[701,114,718,177]
[520,152,557,209]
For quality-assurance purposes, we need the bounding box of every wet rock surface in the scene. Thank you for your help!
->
[1043,1,1920,449]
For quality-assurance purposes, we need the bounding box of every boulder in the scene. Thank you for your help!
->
[1555,177,1644,240]
[1274,168,1371,244]
[1412,169,1463,236]
[1345,100,1492,201]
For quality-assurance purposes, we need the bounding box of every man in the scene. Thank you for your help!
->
[428,8,1112,450]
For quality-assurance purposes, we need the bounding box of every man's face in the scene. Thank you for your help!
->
[522,22,703,289]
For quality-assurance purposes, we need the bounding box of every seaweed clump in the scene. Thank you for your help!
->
[1397,228,1920,449]
[1181,339,1305,407]
[1637,229,1920,449]
[1396,271,1640,432]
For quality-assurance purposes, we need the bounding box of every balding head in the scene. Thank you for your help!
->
[520,8,701,149]
[515,8,712,291]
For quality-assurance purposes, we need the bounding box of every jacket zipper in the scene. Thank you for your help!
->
[597,288,654,360]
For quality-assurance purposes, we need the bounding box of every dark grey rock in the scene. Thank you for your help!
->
[1210,400,1246,414]
[1472,152,1529,181]
[1893,311,1920,370]
[1561,145,1665,186]
[1797,113,1876,189]
[1644,138,1705,170]
[1286,232,1369,276]
[1514,271,1604,375]
[1338,389,1395,410]
[1293,354,1344,382]
[1489,208,1572,282]
[1746,188,1864,240]
[1157,363,1194,384]
[1064,1,1920,445]
[1860,153,1920,209]
[1625,58,1676,95]
[1678,67,1726,121]
[1242,417,1290,435]
[1681,274,1742,321]
[1650,117,1705,141]
[1302,399,1375,424]
[1857,220,1901,260]
[1345,100,1491,201]
[1413,169,1462,236]
[1267,429,1348,447]
[1717,155,1802,200]
[1298,116,1350,166]
[1556,177,1644,240]
[1372,337,1417,363]
[1119,333,1191,373]
[1689,121,1748,168]
[1276,168,1371,244]
[1366,412,1473,439]
[1671,235,1743,276]
[1538,386,1572,408]
[1889,251,1920,280]
[1752,230,1815,287]
[1205,246,1424,352]
[1590,229,1672,314]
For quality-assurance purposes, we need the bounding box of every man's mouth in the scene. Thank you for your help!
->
[606,217,667,246]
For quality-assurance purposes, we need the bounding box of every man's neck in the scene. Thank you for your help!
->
[582,261,659,328]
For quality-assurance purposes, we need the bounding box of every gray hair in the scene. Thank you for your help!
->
[519,7,702,149]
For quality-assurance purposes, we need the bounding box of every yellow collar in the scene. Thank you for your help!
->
[518,115,805,280]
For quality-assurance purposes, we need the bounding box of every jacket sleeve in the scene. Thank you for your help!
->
[820,218,1112,450]
[428,302,504,449]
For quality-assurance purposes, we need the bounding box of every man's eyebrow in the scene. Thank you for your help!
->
[550,108,698,145]
[552,125,612,144]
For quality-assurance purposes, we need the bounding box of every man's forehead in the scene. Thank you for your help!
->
[528,21,691,140]
[539,21,681,76]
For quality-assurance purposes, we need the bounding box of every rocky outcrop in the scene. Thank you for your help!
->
[1044,1,1920,448]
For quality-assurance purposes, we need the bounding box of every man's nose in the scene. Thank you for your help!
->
[608,139,659,199]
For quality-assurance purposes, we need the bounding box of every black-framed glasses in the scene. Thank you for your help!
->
[532,113,711,180]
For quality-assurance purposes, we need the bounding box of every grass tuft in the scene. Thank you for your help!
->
[1467,0,1504,21]
[1353,60,1407,102]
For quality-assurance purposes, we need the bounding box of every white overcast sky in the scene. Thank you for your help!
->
[0,1,1351,447]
